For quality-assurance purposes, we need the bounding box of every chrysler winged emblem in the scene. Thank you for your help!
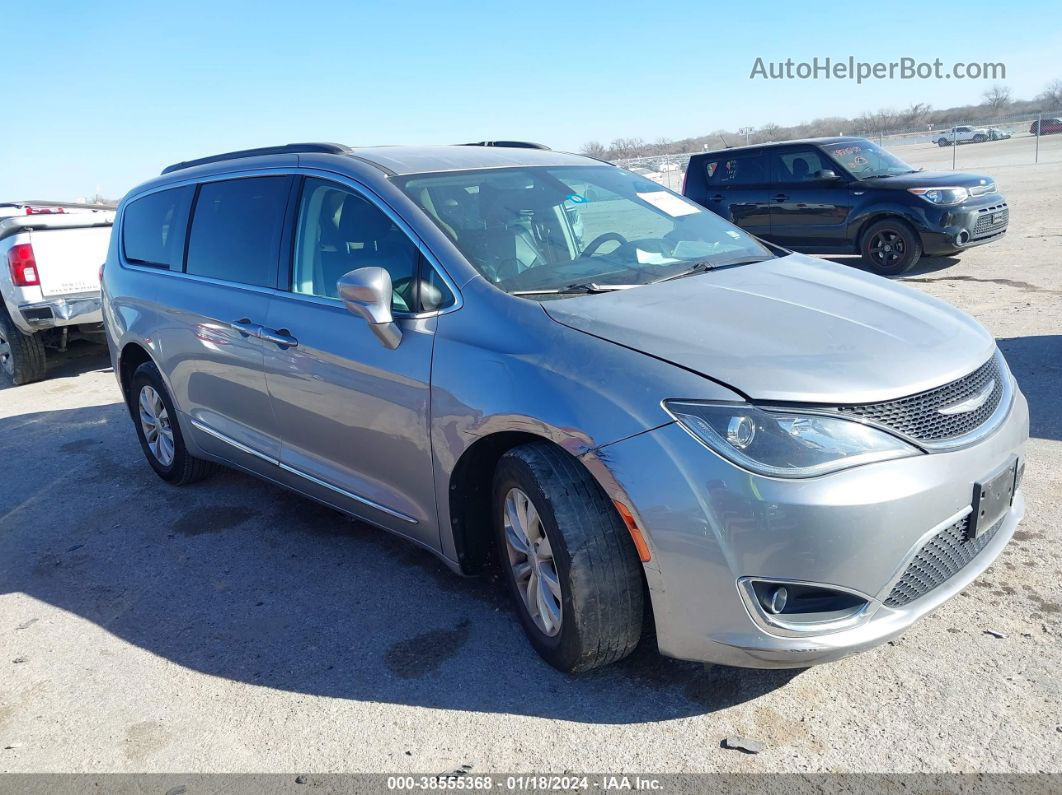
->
[938,380,996,415]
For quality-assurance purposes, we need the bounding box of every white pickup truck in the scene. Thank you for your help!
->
[0,203,115,385]
[935,125,989,146]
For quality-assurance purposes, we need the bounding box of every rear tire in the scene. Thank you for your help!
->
[493,441,644,673]
[973,134,986,143]
[130,361,216,485]
[0,309,46,386]
[937,138,949,147]
[860,219,922,275]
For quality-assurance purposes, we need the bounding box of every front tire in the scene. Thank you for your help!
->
[493,442,644,673]
[130,361,215,485]
[860,219,922,275]
[0,309,46,386]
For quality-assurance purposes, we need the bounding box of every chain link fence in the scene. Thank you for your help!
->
[611,110,1062,187]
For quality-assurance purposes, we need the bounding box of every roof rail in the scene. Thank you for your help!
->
[460,141,551,150]
[161,142,352,175]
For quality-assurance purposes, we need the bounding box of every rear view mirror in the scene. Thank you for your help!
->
[337,267,402,349]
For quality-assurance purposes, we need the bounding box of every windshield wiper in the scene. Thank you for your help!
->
[511,282,640,296]
[651,255,771,285]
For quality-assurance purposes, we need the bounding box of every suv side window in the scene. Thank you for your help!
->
[291,178,453,313]
[707,153,768,185]
[122,186,194,270]
[772,148,831,183]
[185,176,292,288]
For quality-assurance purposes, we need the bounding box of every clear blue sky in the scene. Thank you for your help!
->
[3,0,1059,200]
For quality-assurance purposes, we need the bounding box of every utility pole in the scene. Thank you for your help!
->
[738,126,755,145]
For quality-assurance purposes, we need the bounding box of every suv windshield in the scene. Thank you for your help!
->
[821,140,919,179]
[395,166,771,295]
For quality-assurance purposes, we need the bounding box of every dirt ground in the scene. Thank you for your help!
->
[0,152,1060,775]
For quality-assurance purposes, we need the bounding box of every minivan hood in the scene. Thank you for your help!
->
[859,171,995,190]
[542,254,995,404]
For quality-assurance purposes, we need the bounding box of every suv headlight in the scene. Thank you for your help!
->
[908,186,969,205]
[664,401,920,478]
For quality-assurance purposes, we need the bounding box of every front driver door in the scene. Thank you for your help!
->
[767,147,853,248]
[261,176,451,548]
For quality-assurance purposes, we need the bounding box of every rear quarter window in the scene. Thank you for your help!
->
[122,186,194,269]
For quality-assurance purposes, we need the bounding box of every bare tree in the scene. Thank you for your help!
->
[756,123,781,142]
[581,141,608,159]
[982,84,1012,111]
[1037,78,1062,109]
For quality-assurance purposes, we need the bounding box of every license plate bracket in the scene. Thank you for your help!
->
[968,458,1018,539]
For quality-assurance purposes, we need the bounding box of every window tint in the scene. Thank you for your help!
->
[707,153,767,185]
[292,178,451,312]
[185,176,291,287]
[773,149,830,182]
[122,186,193,269]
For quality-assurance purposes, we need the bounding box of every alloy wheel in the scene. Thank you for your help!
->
[138,385,175,466]
[503,487,563,637]
[869,229,906,269]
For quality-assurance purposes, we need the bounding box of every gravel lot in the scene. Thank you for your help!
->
[1,149,1060,775]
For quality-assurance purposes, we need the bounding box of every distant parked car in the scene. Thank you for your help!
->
[1029,118,1062,135]
[0,204,114,384]
[682,136,1008,274]
[987,128,1011,141]
[936,126,988,146]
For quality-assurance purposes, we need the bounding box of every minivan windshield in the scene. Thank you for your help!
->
[395,166,772,295]
[821,140,919,179]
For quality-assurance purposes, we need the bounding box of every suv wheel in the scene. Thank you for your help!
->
[973,134,986,143]
[130,361,216,485]
[861,219,922,275]
[936,138,949,147]
[0,309,46,386]
[492,441,644,673]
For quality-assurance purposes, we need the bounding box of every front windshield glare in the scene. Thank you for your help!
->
[395,166,771,294]
[822,140,917,179]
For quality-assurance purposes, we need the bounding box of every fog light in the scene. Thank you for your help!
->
[764,585,788,614]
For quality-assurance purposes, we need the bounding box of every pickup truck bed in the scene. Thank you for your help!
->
[0,210,114,384]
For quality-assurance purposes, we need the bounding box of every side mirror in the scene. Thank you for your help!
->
[337,267,402,349]
[816,169,841,181]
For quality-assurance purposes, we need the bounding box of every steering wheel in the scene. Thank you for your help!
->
[582,232,629,257]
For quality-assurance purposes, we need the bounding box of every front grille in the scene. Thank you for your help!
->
[884,513,1005,607]
[837,354,1005,444]
[972,203,1008,239]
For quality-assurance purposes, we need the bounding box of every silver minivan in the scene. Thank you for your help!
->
[103,142,1028,672]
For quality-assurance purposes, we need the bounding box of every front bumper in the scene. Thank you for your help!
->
[586,386,1029,668]
[12,293,102,333]
[919,193,1008,254]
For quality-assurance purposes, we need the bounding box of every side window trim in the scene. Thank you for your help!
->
[116,166,463,317]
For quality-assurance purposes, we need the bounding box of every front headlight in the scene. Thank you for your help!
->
[664,401,920,478]
[908,186,969,205]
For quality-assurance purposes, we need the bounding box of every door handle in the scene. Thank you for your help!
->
[259,327,299,349]
[229,319,262,338]
[708,193,725,202]
[773,193,789,202]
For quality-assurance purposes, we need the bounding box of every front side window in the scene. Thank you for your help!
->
[122,186,194,269]
[185,176,292,287]
[773,148,832,182]
[821,139,919,179]
[292,178,450,313]
[396,165,771,295]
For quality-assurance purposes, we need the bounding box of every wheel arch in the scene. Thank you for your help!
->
[447,430,636,576]
[117,341,154,406]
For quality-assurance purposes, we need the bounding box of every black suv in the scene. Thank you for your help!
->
[682,137,1008,274]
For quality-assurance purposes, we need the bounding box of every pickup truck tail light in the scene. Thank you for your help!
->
[7,243,40,287]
